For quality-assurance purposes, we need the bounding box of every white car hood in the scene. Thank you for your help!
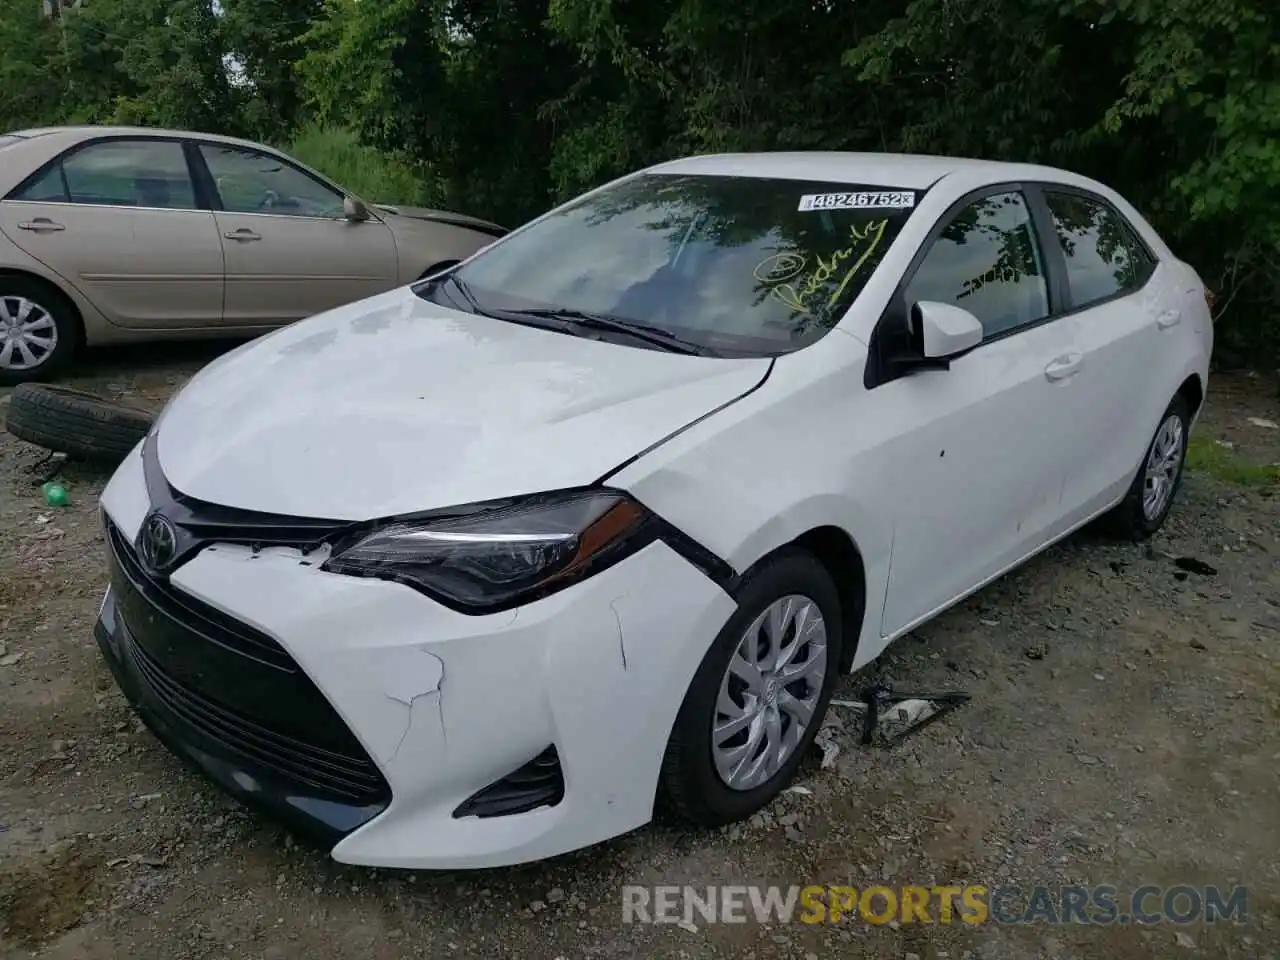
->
[155,288,769,520]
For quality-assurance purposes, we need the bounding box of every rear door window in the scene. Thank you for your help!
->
[57,140,198,210]
[1044,191,1155,308]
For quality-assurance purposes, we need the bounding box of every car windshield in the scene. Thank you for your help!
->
[427,173,922,357]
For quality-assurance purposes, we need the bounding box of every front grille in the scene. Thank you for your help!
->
[105,518,389,806]
[106,520,292,671]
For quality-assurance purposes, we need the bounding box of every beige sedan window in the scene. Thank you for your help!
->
[15,139,197,210]
[200,144,345,219]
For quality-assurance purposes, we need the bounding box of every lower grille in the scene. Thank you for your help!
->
[105,518,389,806]
[124,630,387,801]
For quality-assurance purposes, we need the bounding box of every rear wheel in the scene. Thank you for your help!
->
[659,549,841,826]
[1102,395,1190,540]
[0,277,80,385]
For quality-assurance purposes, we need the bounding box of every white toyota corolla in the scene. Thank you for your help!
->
[95,153,1212,869]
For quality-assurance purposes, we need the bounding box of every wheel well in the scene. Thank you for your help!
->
[0,268,85,347]
[418,259,460,280]
[1176,373,1204,416]
[791,526,867,673]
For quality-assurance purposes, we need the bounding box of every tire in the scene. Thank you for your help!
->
[0,276,81,386]
[5,383,153,463]
[659,548,843,826]
[1101,394,1191,541]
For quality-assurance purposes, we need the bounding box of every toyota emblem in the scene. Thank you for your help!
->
[137,512,178,573]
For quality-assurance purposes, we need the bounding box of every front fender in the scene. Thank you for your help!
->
[608,334,896,671]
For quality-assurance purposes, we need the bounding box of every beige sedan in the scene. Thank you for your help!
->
[0,126,506,384]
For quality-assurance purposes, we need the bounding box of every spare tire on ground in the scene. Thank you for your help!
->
[5,383,154,463]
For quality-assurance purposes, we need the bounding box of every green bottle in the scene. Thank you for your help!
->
[42,481,69,507]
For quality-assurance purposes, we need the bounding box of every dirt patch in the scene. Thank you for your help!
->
[1,349,1278,959]
[0,838,105,946]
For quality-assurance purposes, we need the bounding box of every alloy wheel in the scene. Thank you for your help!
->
[0,296,58,372]
[1142,413,1184,521]
[711,594,828,791]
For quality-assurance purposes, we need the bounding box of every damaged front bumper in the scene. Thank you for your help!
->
[96,445,737,869]
[95,586,389,844]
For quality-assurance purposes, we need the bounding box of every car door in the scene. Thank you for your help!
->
[869,188,1086,636]
[195,142,398,326]
[0,137,224,328]
[1034,188,1172,531]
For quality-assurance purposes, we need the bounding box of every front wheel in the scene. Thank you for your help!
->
[659,548,842,826]
[1102,395,1190,540]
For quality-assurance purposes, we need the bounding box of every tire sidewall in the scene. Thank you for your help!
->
[0,278,78,385]
[667,550,843,823]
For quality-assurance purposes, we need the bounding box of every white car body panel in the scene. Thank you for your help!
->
[153,287,769,519]
[96,151,1212,868]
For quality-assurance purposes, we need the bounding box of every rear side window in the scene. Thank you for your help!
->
[1044,192,1154,308]
[28,140,199,210]
[904,190,1050,338]
[14,165,66,202]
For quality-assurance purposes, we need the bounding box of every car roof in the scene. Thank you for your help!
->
[5,125,279,153]
[647,151,1084,191]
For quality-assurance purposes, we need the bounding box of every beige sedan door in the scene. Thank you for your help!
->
[197,143,398,326]
[0,138,224,328]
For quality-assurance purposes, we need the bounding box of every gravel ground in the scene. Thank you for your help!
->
[1,343,1278,960]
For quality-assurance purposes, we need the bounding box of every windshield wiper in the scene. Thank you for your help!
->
[503,307,711,356]
[419,276,713,355]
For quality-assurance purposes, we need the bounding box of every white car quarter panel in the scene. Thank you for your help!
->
[144,534,736,869]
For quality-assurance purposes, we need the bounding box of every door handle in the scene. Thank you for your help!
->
[223,228,261,241]
[1044,353,1083,382]
[18,218,65,232]
[1156,309,1181,329]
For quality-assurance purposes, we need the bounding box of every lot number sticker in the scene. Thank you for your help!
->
[798,191,915,212]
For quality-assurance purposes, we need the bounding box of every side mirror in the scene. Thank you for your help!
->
[343,196,371,222]
[912,300,983,359]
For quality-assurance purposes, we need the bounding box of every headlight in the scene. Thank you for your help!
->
[321,489,651,612]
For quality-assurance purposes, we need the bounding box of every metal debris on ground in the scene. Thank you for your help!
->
[826,683,971,747]
[815,725,840,768]
[27,450,67,485]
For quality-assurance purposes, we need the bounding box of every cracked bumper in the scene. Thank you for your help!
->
[98,445,737,869]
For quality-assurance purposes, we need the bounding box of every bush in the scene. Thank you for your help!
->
[285,125,439,207]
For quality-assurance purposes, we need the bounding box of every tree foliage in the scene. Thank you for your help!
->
[0,0,1276,359]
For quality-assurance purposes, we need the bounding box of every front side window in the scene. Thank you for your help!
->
[1045,191,1153,308]
[440,174,921,357]
[200,144,345,218]
[905,191,1049,338]
[22,139,197,209]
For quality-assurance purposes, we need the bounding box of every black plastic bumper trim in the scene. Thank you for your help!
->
[453,745,565,819]
[96,589,387,847]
